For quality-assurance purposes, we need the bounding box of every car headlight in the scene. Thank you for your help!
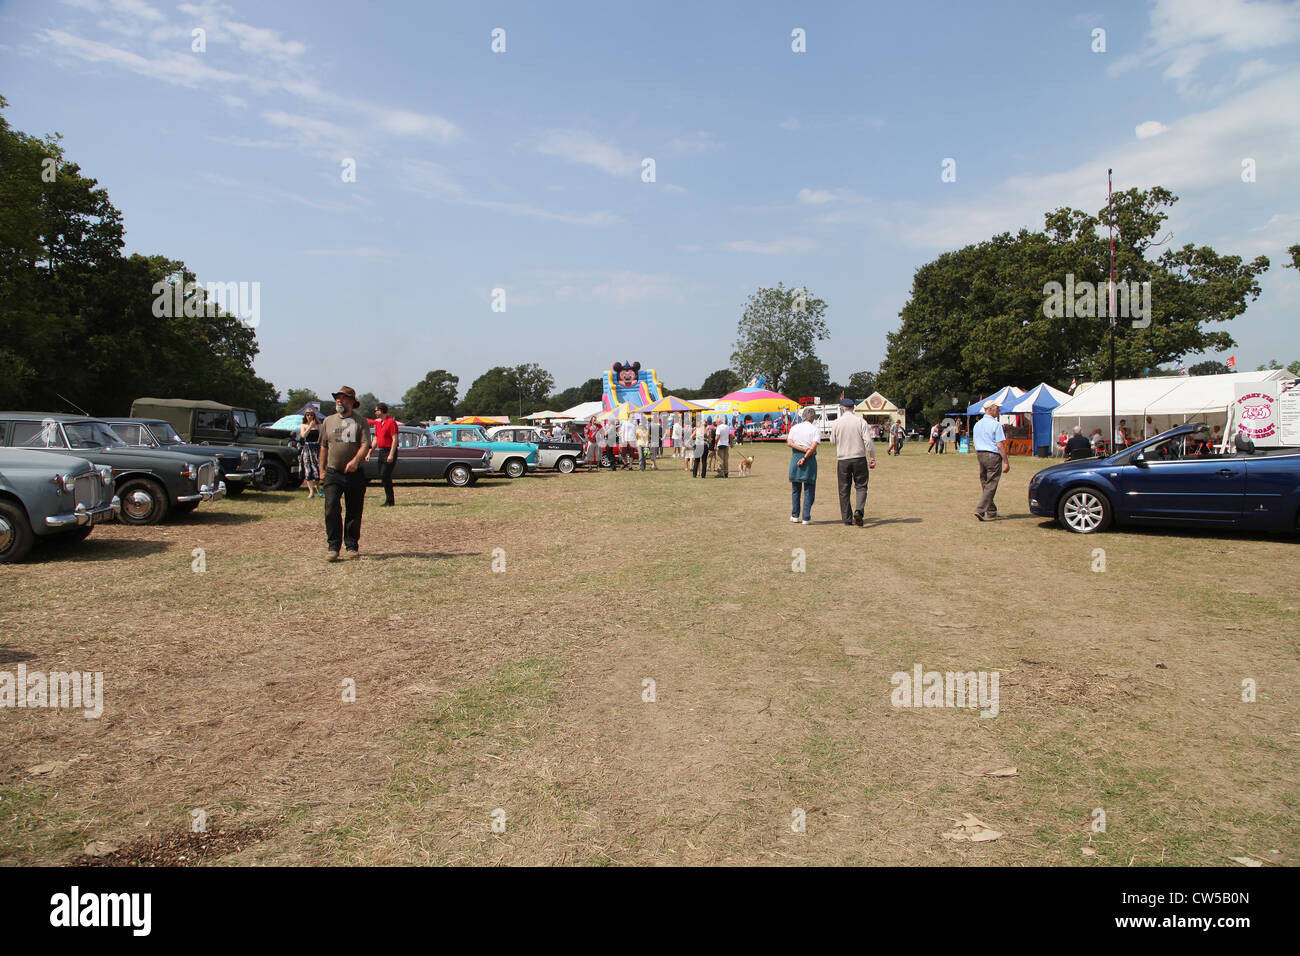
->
[180,463,196,479]
[98,465,114,486]
[52,472,75,493]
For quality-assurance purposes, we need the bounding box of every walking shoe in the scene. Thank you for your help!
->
[342,549,360,560]
[326,549,340,562]
[843,519,853,526]
[802,519,812,525]
[380,501,394,507]
[790,515,799,523]
[974,512,986,521]
[854,511,864,526]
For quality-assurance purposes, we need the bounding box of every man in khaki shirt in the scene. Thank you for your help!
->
[319,385,372,561]
[830,398,877,526]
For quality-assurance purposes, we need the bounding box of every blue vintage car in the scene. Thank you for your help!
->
[1029,421,1300,534]
[425,424,538,479]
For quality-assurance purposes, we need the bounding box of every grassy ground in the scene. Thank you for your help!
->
[1,444,1296,866]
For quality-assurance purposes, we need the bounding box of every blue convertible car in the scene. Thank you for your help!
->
[1029,421,1300,534]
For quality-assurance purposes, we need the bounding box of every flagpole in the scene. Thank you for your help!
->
[1108,168,1116,452]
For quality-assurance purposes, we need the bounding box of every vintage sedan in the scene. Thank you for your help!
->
[425,424,538,479]
[1029,421,1300,534]
[0,413,224,525]
[364,426,495,487]
[103,417,263,496]
[0,448,120,563]
[486,425,585,473]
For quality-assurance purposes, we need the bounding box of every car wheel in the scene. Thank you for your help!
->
[556,456,576,474]
[504,458,527,479]
[600,451,614,469]
[446,464,472,487]
[1057,486,1111,534]
[0,501,35,564]
[225,480,246,497]
[255,459,289,491]
[117,477,171,525]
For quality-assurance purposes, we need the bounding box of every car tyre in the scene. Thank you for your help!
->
[446,464,472,487]
[255,459,289,491]
[504,458,527,479]
[117,477,171,525]
[556,456,576,474]
[1057,485,1112,534]
[0,501,35,564]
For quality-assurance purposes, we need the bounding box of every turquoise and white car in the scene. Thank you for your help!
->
[425,424,538,479]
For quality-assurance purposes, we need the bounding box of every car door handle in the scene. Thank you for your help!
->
[1217,469,1236,477]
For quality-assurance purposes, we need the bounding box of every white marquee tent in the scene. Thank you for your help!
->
[1051,370,1289,443]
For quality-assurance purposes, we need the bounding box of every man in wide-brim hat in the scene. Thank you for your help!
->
[319,386,372,561]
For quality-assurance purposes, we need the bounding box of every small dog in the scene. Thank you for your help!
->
[738,455,755,476]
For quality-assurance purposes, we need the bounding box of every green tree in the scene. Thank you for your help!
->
[730,283,829,393]
[355,392,380,415]
[699,368,742,397]
[847,370,877,397]
[549,377,603,411]
[459,364,553,417]
[781,355,832,401]
[284,387,319,412]
[1287,244,1299,270]
[402,369,459,420]
[1188,360,1229,375]
[876,187,1268,419]
[511,363,555,417]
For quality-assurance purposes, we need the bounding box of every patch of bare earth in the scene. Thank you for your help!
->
[1,449,1296,866]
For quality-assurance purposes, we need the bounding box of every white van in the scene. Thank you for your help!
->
[806,404,840,440]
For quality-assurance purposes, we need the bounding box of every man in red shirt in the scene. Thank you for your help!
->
[371,402,399,506]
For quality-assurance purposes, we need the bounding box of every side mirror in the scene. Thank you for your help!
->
[1133,453,1148,467]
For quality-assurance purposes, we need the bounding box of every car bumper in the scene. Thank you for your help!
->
[45,495,121,528]
[1028,489,1053,518]
[178,481,226,503]
[223,469,260,482]
[471,463,494,474]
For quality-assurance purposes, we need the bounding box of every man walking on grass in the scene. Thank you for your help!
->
[830,397,876,526]
[320,386,372,561]
[973,399,1009,521]
[714,418,732,477]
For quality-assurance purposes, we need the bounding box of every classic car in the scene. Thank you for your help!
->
[129,398,301,491]
[425,424,538,478]
[0,448,120,563]
[0,413,224,525]
[363,425,495,486]
[1029,421,1300,534]
[486,425,584,473]
[103,417,263,496]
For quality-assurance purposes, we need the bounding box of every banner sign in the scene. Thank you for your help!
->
[1235,382,1281,446]
[1279,379,1300,446]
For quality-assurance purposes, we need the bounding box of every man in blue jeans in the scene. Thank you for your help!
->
[786,407,820,524]
[319,386,372,560]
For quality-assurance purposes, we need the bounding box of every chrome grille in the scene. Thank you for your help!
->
[73,474,100,508]
[198,462,217,488]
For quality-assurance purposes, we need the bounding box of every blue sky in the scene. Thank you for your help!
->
[2,0,1298,403]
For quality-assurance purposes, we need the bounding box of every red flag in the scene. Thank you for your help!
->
[1227,356,1237,368]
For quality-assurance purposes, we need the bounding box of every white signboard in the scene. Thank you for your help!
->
[1234,382,1281,446]
[1279,379,1300,447]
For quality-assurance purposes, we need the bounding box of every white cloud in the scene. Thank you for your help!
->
[527,269,685,306]
[1110,0,1300,90]
[374,108,459,142]
[796,188,835,205]
[778,117,801,131]
[723,238,816,255]
[222,20,306,60]
[399,160,618,227]
[894,70,1300,249]
[536,130,639,177]
[1135,120,1168,139]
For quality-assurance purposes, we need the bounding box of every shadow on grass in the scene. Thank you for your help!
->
[361,551,484,561]
[0,645,38,664]
[171,511,260,525]
[28,538,171,563]
[861,516,923,527]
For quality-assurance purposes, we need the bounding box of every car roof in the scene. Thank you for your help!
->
[133,398,246,411]
[0,448,94,468]
[103,416,167,424]
[0,412,104,423]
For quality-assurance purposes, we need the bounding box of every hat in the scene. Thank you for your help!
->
[982,399,999,411]
[839,397,855,408]
[332,386,358,403]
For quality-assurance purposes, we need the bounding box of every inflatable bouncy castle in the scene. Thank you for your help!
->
[602,361,664,412]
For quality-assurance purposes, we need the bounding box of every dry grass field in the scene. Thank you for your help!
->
[1,443,1296,866]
